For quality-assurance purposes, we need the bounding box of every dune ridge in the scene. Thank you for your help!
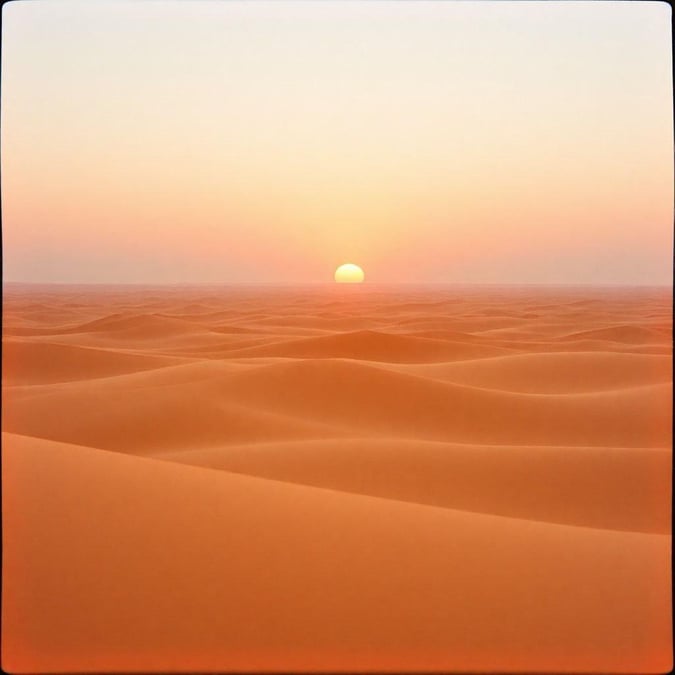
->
[153,436,671,533]
[1,283,672,673]
[4,356,670,449]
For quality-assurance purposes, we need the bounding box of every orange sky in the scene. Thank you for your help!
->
[1,0,673,284]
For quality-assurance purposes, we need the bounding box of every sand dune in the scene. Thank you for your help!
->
[58,312,209,339]
[393,351,672,393]
[398,328,498,341]
[5,355,669,448]
[156,437,671,533]
[1,339,186,385]
[1,283,672,673]
[21,323,242,352]
[222,329,514,362]
[3,363,350,452]
[223,358,671,446]
[240,314,386,331]
[3,433,671,674]
[557,324,669,344]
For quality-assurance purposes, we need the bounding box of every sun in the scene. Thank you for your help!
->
[334,263,365,283]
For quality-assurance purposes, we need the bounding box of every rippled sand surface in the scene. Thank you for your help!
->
[2,283,672,672]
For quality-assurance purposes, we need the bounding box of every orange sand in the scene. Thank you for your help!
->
[1,283,672,673]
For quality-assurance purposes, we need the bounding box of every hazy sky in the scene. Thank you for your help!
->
[1,0,672,284]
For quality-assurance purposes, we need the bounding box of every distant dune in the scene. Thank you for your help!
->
[222,329,514,362]
[1,339,186,385]
[393,351,673,393]
[1,284,672,673]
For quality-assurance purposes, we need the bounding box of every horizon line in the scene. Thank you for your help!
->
[3,280,673,289]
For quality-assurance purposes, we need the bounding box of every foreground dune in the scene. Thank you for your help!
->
[1,283,672,673]
[3,433,671,673]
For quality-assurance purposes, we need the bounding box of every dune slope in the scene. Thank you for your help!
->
[2,433,671,674]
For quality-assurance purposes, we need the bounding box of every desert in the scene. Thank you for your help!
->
[1,282,672,672]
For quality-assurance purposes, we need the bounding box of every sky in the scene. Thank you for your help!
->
[1,0,673,284]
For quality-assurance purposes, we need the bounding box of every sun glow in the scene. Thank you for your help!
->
[334,263,365,283]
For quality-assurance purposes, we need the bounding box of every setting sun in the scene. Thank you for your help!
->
[334,263,365,283]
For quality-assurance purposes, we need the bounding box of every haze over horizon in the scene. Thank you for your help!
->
[3,280,674,290]
[1,0,673,285]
